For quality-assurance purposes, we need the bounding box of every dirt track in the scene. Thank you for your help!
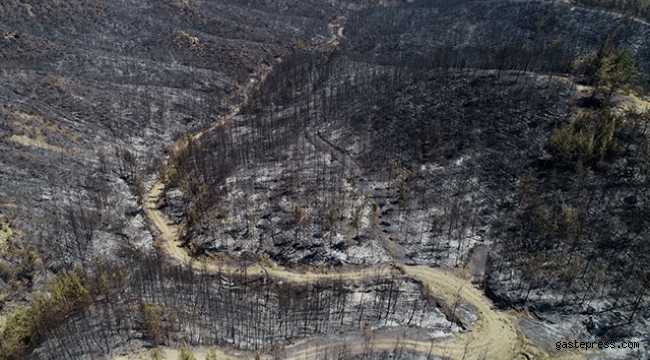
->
[144,177,595,360]
[137,18,595,360]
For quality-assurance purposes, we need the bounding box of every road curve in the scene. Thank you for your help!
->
[139,18,592,360]
[144,177,595,360]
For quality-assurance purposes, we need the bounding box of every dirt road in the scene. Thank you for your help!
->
[138,18,593,360]
[144,177,595,360]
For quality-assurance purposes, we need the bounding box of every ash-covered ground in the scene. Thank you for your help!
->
[1,0,650,359]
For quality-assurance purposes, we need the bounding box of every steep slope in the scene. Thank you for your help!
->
[0,0,340,271]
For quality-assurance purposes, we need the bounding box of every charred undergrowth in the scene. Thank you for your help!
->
[164,0,650,350]
[1,0,650,358]
[29,254,449,360]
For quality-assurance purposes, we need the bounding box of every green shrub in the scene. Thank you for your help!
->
[549,110,621,164]
[599,47,637,96]
[140,301,176,345]
[0,267,91,360]
[571,50,600,85]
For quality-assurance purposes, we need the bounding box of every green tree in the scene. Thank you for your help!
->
[141,301,164,344]
[548,110,621,164]
[140,301,175,345]
[571,50,600,85]
[0,267,92,360]
[598,47,637,98]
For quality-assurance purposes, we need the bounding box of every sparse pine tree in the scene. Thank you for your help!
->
[598,47,637,98]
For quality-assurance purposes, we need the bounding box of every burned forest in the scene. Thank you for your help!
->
[1,0,650,359]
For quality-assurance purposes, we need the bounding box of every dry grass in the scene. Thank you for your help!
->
[7,110,86,155]
[11,110,85,146]
[9,134,69,154]
[0,216,17,253]
[23,3,33,17]
[2,31,19,41]
[113,347,269,360]
[617,92,650,112]
[173,30,204,53]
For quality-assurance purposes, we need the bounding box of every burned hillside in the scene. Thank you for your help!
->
[1,0,649,359]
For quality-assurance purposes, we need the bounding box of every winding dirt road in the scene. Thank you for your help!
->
[144,136,590,359]
[145,178,594,360]
[137,18,596,360]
